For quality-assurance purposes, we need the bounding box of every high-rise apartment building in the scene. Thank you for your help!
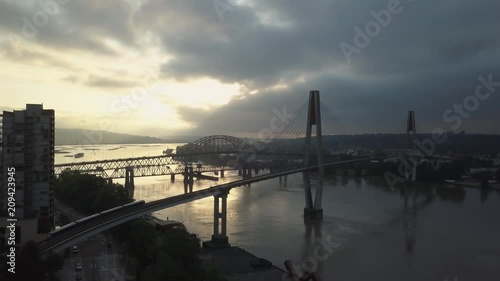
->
[0,104,55,246]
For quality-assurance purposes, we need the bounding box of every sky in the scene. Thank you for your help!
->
[0,0,499,138]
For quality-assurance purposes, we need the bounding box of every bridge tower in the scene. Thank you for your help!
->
[303,90,325,220]
[405,110,417,182]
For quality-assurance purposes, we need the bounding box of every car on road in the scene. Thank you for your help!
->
[75,263,82,271]
[72,245,79,254]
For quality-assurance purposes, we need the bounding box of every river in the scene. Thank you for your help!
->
[56,144,500,281]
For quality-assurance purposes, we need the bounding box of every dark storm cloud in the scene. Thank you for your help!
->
[1,0,499,134]
[176,65,500,136]
[157,0,500,134]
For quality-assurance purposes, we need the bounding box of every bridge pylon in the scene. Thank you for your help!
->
[304,90,324,220]
[405,110,417,182]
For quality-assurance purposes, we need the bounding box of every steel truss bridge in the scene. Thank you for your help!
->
[55,135,325,179]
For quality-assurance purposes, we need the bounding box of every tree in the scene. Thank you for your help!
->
[127,220,157,266]
[137,228,226,281]
[55,170,131,215]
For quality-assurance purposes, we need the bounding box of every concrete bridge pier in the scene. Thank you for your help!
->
[184,166,194,183]
[124,167,135,198]
[184,182,193,193]
[203,190,230,249]
[304,208,323,220]
[239,164,253,179]
[245,168,252,178]
[170,173,175,182]
[220,170,224,178]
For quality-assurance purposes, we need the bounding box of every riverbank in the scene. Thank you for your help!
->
[445,179,500,190]
[200,246,287,281]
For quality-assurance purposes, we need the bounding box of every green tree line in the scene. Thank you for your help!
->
[55,169,132,214]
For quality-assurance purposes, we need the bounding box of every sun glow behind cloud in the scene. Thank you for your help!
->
[1,0,499,136]
[157,78,241,108]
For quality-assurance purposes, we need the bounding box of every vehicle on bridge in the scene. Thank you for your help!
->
[48,200,146,239]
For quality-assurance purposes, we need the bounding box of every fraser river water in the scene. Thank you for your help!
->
[56,144,500,281]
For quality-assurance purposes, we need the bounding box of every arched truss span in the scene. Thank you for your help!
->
[177,135,248,154]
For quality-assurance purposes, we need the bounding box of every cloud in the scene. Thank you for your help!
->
[1,0,499,135]
[0,0,135,56]
[85,75,138,89]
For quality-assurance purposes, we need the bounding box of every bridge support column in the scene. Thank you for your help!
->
[220,170,224,177]
[304,90,324,220]
[203,190,230,249]
[304,208,323,220]
[124,167,135,198]
[238,169,242,176]
[184,182,193,193]
[171,173,175,182]
[242,165,252,179]
[184,166,194,184]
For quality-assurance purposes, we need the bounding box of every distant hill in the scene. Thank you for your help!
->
[55,128,168,145]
